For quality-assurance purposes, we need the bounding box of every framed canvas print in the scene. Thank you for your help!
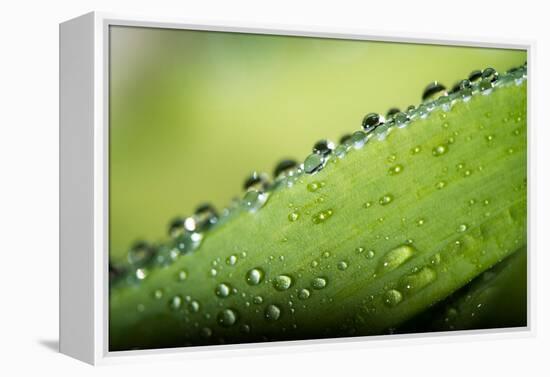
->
[59,12,531,365]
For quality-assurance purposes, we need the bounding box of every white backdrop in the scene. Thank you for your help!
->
[0,0,548,375]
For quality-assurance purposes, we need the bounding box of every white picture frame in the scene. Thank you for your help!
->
[59,11,533,365]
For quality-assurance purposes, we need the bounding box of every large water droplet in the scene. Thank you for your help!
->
[273,275,293,291]
[399,266,437,295]
[265,304,281,321]
[193,203,218,232]
[347,130,366,149]
[246,268,265,286]
[362,113,385,133]
[242,190,269,212]
[298,288,311,300]
[383,289,403,307]
[377,245,416,273]
[312,139,335,157]
[386,107,400,118]
[215,283,232,298]
[422,81,447,101]
[337,261,349,271]
[217,308,238,327]
[481,67,499,82]
[169,295,182,311]
[189,300,200,313]
[393,112,410,128]
[243,171,270,192]
[273,159,298,179]
[468,70,482,83]
[225,255,238,266]
[311,277,328,290]
[304,153,326,175]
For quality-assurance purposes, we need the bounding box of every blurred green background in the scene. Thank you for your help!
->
[109,26,526,263]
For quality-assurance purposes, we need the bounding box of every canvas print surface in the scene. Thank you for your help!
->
[108,25,527,351]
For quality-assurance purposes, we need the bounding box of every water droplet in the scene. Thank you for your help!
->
[363,201,372,209]
[168,218,185,238]
[362,113,385,133]
[356,246,365,254]
[339,134,352,144]
[393,112,410,128]
[240,324,251,333]
[193,203,219,232]
[128,241,153,266]
[399,266,437,295]
[215,283,232,298]
[457,224,468,232]
[377,245,416,273]
[468,70,482,83]
[209,268,218,277]
[436,181,447,190]
[416,104,429,118]
[135,268,148,280]
[246,268,265,286]
[337,261,349,271]
[200,327,212,338]
[288,210,300,222]
[189,300,200,313]
[169,295,182,311]
[217,308,238,327]
[479,79,493,94]
[366,250,375,259]
[273,275,293,291]
[265,304,281,321]
[226,254,238,266]
[350,130,367,148]
[274,159,298,179]
[253,295,264,304]
[383,289,403,307]
[416,218,425,226]
[243,171,270,192]
[312,209,334,224]
[431,253,441,265]
[482,67,499,82]
[386,108,400,118]
[411,146,422,155]
[311,277,327,290]
[334,144,349,159]
[307,181,325,192]
[312,139,335,157]
[242,190,269,212]
[388,164,404,175]
[304,153,326,175]
[422,81,447,101]
[153,289,163,299]
[463,169,472,177]
[379,194,394,206]
[298,288,311,300]
[486,134,495,142]
[432,145,448,157]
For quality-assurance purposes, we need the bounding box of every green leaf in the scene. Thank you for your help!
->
[110,69,527,350]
